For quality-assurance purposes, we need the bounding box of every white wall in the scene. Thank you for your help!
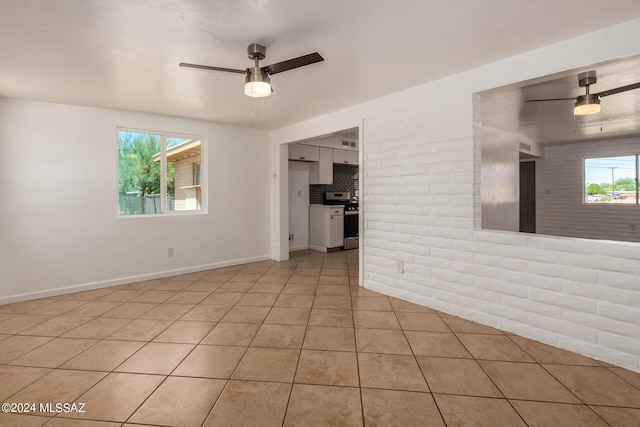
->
[0,98,271,303]
[481,127,520,232]
[288,160,310,251]
[537,137,640,242]
[273,19,640,371]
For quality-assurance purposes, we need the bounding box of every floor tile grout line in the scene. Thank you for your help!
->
[18,267,246,423]
[281,251,327,427]
[197,257,300,427]
[344,251,368,427]
[504,332,620,408]
[469,336,602,425]
[122,313,239,426]
[389,302,451,425]
[601,364,640,392]
[435,310,533,423]
[0,269,240,412]
[121,373,172,426]
[3,250,640,425]
[126,260,276,426]
[536,362,614,413]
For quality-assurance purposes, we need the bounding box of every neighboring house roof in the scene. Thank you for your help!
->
[152,140,201,162]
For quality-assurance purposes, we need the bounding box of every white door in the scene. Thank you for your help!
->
[288,161,310,250]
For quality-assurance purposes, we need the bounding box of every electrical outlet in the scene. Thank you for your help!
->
[630,224,636,231]
[289,234,294,241]
[167,247,174,257]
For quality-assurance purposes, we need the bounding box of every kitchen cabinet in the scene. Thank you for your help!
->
[309,147,333,185]
[309,205,344,252]
[329,213,344,247]
[333,149,358,165]
[288,144,320,161]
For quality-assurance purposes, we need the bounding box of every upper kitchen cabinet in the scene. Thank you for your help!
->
[289,144,320,161]
[309,147,333,185]
[333,149,358,165]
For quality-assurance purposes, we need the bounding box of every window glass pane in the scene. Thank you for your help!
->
[585,155,637,204]
[118,131,162,215]
[166,138,203,212]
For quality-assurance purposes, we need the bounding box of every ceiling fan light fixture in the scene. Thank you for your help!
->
[574,94,601,115]
[244,67,271,97]
[181,43,323,98]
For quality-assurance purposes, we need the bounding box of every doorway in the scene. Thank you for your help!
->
[288,161,311,251]
[519,161,536,233]
[286,129,360,253]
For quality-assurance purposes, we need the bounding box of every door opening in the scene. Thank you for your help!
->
[519,161,536,233]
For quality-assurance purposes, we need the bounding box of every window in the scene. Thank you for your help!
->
[584,155,639,204]
[118,130,204,215]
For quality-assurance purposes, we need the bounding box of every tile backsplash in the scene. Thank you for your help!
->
[310,164,359,204]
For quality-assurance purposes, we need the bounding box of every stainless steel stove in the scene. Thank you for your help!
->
[323,192,359,249]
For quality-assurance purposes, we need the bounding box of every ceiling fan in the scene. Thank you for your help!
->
[525,71,640,115]
[180,44,324,98]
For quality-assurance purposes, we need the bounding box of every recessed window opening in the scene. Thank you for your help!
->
[477,54,640,243]
[584,155,639,204]
[118,129,205,216]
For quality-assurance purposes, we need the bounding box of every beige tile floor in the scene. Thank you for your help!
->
[0,249,639,426]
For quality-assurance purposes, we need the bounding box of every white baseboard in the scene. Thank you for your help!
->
[0,254,272,305]
[289,244,310,252]
[309,245,327,252]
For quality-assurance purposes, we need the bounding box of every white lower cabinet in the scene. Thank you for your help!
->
[309,205,344,252]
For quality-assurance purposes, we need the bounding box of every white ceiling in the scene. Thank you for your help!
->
[1,0,640,130]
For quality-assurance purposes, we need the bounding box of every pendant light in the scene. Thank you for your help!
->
[574,75,600,115]
[244,67,272,97]
[574,94,601,115]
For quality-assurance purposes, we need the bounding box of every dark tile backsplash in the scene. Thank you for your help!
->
[310,164,359,204]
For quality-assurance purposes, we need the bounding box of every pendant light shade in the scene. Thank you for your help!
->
[574,94,601,115]
[245,67,271,97]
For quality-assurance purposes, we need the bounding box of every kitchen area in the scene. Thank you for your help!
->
[287,130,359,253]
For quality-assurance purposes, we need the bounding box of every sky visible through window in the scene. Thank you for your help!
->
[585,156,636,185]
[584,155,639,204]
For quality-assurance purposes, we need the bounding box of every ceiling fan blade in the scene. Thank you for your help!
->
[179,63,246,74]
[525,97,576,102]
[595,82,640,98]
[262,52,324,75]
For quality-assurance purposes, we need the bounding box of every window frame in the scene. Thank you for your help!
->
[583,154,639,206]
[117,127,207,217]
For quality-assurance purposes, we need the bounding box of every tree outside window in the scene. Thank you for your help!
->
[118,130,204,215]
[584,155,639,204]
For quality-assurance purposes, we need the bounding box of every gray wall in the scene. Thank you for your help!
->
[537,137,640,242]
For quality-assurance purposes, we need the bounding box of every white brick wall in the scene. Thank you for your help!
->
[537,138,640,242]
[273,19,640,371]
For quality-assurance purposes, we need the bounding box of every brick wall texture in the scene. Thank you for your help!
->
[273,20,640,371]
[172,152,200,211]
